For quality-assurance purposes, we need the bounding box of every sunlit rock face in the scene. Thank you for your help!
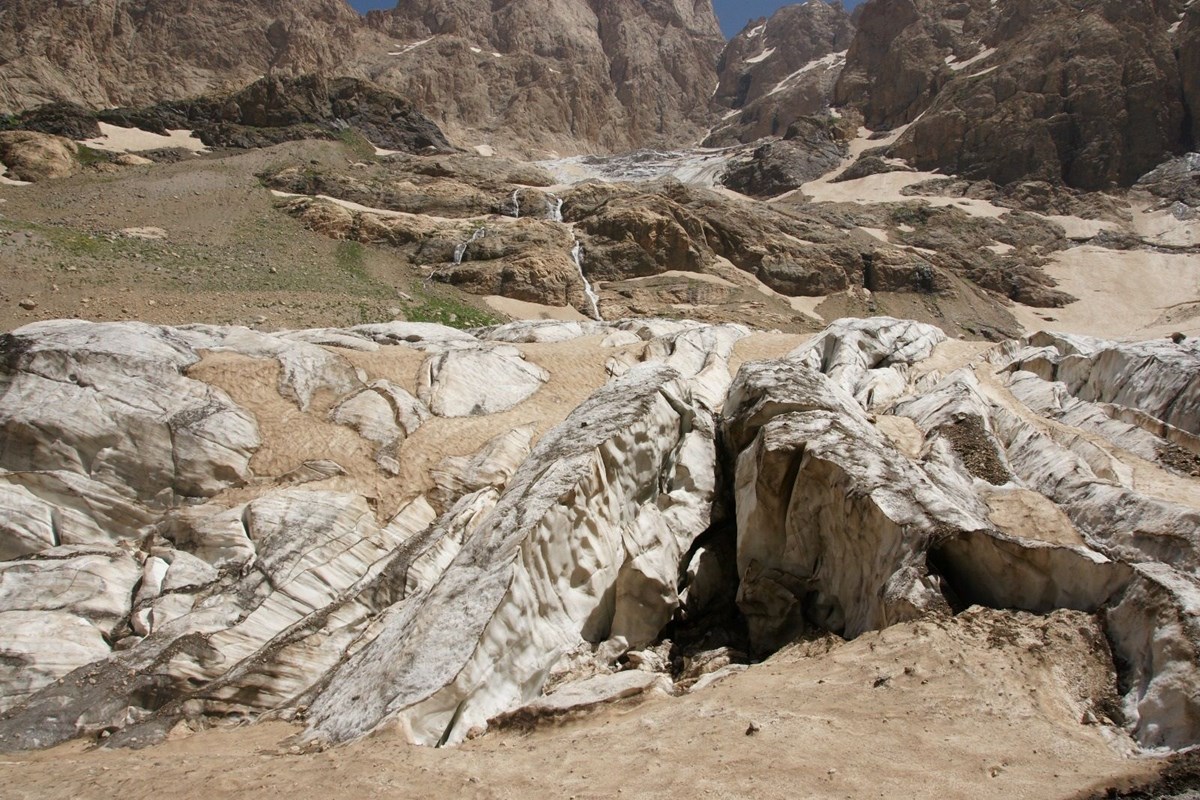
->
[834,0,1191,189]
[709,2,855,146]
[0,316,1198,754]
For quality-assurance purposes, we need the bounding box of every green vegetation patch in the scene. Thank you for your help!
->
[74,145,110,167]
[334,240,368,279]
[336,128,379,160]
[399,288,502,329]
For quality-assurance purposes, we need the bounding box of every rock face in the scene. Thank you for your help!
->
[835,0,1192,189]
[100,75,454,153]
[709,2,855,145]
[0,0,368,115]
[356,0,726,153]
[0,0,727,155]
[0,316,1198,756]
[1183,6,1200,148]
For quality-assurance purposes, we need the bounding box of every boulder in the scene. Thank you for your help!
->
[0,131,78,181]
[721,118,850,198]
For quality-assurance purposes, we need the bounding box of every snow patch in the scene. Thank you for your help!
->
[745,24,766,39]
[388,37,434,56]
[470,46,482,54]
[767,51,847,97]
[83,122,207,154]
[966,65,1000,79]
[946,47,996,71]
[745,47,776,65]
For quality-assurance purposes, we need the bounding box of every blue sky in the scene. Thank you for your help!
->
[346,2,859,39]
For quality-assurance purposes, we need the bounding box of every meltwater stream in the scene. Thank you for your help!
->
[453,227,487,265]
[446,194,597,318]
[572,240,602,320]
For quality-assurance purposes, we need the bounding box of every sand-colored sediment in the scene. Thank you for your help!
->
[984,487,1086,546]
[1036,214,1118,240]
[1130,205,1200,248]
[1,609,1152,800]
[83,122,208,154]
[485,296,589,321]
[801,168,1009,218]
[1012,245,1200,340]
[793,124,1009,219]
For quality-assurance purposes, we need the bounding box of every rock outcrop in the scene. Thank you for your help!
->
[263,151,1079,338]
[100,75,454,153]
[1136,153,1200,212]
[719,116,855,197]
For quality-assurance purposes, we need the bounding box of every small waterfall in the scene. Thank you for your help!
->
[510,189,522,219]
[547,196,564,223]
[572,240,601,320]
[453,227,486,265]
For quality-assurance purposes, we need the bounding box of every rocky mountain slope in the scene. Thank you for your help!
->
[4,75,452,153]
[834,0,1197,189]
[4,0,1195,182]
[708,1,855,145]
[0,0,726,155]
[356,0,726,153]
[0,0,369,114]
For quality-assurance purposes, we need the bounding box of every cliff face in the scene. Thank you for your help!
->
[0,0,369,114]
[834,0,1194,189]
[356,0,726,153]
[0,0,726,155]
[709,1,855,145]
